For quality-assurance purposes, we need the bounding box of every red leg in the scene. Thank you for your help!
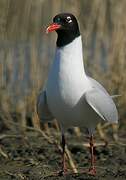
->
[89,135,96,175]
[59,134,67,175]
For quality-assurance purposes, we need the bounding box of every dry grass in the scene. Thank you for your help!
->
[0,0,125,133]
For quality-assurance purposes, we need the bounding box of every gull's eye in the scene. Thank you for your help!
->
[66,16,72,23]
[55,17,61,23]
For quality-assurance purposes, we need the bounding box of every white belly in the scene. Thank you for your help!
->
[46,76,100,130]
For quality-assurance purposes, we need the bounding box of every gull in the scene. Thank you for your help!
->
[37,13,118,175]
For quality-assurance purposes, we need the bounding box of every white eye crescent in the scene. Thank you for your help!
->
[67,16,72,23]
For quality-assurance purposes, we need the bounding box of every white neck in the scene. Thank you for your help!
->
[54,36,87,77]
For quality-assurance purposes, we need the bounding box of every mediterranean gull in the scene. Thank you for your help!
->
[37,13,118,175]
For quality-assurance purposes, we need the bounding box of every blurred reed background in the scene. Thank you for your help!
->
[0,0,126,132]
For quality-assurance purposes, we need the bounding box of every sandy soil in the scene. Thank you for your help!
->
[0,125,126,180]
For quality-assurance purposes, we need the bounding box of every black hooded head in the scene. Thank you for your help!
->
[47,13,80,47]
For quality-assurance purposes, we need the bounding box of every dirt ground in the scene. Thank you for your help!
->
[0,123,126,180]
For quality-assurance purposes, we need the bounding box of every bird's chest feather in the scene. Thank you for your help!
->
[46,47,85,108]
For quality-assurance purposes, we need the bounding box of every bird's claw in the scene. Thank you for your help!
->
[88,167,96,176]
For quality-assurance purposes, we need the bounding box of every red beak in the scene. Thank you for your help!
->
[46,23,61,33]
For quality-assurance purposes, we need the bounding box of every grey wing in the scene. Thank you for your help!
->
[36,90,54,122]
[88,77,109,95]
[85,88,118,123]
[88,77,121,99]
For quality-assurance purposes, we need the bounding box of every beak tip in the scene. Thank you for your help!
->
[46,27,49,34]
[45,23,61,34]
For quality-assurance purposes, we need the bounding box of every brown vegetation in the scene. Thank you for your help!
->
[0,0,126,178]
[0,0,126,129]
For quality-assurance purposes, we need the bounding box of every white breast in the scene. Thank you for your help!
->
[46,36,92,128]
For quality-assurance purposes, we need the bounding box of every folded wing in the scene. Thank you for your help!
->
[85,88,118,123]
[88,77,121,99]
